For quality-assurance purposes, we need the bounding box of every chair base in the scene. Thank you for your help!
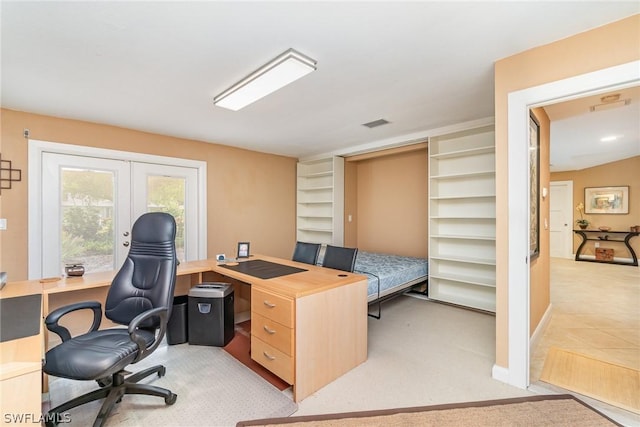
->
[46,364,177,427]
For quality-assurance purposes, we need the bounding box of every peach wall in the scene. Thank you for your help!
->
[494,15,640,368]
[551,156,640,257]
[0,109,297,280]
[347,149,428,258]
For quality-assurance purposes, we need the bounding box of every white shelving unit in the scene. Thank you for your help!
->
[428,125,496,312]
[296,157,344,246]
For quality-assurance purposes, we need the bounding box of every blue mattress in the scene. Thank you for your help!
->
[318,250,428,301]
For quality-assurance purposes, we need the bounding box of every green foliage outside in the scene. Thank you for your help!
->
[61,170,185,262]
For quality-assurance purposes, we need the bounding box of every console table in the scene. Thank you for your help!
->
[573,229,640,266]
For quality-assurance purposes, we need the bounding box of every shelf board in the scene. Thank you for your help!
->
[428,290,496,313]
[430,255,496,266]
[430,145,495,159]
[430,194,495,200]
[430,170,495,180]
[298,227,332,233]
[298,200,333,205]
[298,186,333,191]
[431,234,496,241]
[430,216,496,220]
[429,273,496,288]
[297,171,333,178]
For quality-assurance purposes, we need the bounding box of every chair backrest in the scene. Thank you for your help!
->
[105,212,177,327]
[322,245,358,272]
[292,241,321,265]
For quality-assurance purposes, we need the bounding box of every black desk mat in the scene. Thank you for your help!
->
[0,294,42,342]
[221,259,307,279]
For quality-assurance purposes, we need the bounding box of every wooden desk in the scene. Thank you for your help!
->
[2,255,367,406]
[209,255,368,402]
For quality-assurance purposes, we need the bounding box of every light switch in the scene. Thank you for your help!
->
[0,219,6,230]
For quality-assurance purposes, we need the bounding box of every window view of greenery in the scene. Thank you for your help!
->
[61,170,186,275]
[61,168,115,274]
[146,175,186,261]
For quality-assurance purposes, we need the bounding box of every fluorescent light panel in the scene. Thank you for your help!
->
[214,49,316,111]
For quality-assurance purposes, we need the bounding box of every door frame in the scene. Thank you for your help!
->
[549,180,574,259]
[499,60,639,389]
[28,140,207,279]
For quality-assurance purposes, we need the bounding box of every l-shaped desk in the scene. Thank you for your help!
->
[0,254,368,417]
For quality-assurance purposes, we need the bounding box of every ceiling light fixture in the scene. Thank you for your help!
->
[600,135,620,142]
[213,48,317,111]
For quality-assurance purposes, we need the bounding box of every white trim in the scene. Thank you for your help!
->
[504,60,640,389]
[28,140,207,279]
[491,364,510,384]
[300,116,495,162]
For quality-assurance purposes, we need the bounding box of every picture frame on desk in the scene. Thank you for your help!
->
[237,242,250,258]
[585,186,629,214]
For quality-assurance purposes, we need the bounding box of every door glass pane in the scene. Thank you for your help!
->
[146,175,186,261]
[61,168,115,274]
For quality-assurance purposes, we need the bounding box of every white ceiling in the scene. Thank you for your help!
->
[1,1,638,166]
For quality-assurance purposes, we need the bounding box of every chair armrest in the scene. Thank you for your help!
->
[128,307,168,363]
[45,301,102,342]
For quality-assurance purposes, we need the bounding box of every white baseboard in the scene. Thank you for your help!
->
[529,303,553,354]
[492,364,510,384]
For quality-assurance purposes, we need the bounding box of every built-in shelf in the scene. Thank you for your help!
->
[428,125,496,312]
[297,157,344,246]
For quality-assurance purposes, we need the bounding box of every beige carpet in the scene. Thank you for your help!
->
[540,347,640,414]
[47,342,297,426]
[236,394,622,426]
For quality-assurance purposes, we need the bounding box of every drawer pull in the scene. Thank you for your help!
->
[263,300,276,308]
[263,351,276,361]
[263,325,276,334]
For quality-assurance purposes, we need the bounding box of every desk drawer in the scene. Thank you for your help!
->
[251,337,293,384]
[251,312,293,356]
[252,288,293,328]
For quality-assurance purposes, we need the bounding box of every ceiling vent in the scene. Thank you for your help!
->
[362,118,390,128]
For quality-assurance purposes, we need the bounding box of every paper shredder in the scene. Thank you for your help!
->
[188,282,234,346]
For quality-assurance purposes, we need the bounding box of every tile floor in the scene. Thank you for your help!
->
[530,257,640,381]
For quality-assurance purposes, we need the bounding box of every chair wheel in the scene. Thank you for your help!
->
[158,366,166,377]
[165,393,177,405]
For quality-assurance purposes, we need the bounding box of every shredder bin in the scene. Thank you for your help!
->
[166,295,188,345]
[188,282,234,346]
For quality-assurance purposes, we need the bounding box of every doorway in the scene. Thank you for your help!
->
[29,140,207,279]
[503,60,640,389]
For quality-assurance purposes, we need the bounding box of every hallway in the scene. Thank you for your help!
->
[530,258,639,420]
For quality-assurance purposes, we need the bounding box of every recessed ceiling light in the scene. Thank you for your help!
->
[600,135,621,142]
[214,49,317,111]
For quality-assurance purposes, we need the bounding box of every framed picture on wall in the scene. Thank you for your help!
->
[529,113,540,259]
[585,186,629,214]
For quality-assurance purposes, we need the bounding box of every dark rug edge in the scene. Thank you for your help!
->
[235,394,623,426]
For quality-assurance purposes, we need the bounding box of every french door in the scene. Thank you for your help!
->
[30,141,206,279]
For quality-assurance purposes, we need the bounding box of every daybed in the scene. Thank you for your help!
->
[318,250,428,318]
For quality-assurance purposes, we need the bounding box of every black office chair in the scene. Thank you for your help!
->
[322,245,358,272]
[292,241,321,265]
[43,212,178,427]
